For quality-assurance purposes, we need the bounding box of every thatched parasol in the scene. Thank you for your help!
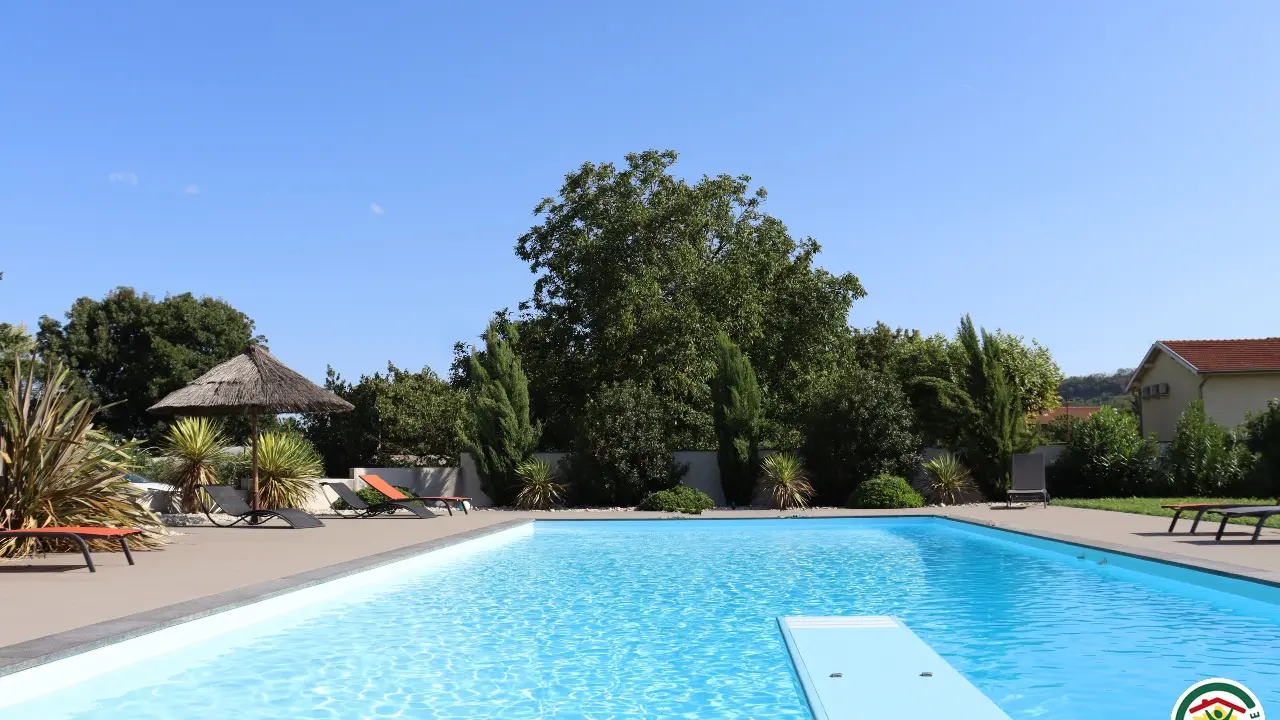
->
[148,345,353,510]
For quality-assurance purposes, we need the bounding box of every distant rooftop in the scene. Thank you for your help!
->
[1034,406,1102,425]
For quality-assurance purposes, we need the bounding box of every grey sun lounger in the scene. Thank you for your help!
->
[1163,502,1273,534]
[323,482,437,519]
[1006,454,1049,507]
[1213,506,1280,543]
[200,484,325,528]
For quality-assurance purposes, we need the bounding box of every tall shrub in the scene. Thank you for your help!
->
[954,317,1031,497]
[1048,407,1162,498]
[1241,399,1280,500]
[711,334,762,506]
[1165,400,1245,496]
[458,321,541,506]
[920,316,1034,499]
[802,367,920,506]
[1,359,164,557]
[562,381,688,506]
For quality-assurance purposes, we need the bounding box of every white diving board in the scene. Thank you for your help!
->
[777,616,1010,720]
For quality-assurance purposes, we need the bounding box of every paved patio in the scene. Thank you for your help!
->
[2,505,1278,653]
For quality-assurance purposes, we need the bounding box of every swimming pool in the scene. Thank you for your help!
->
[4,517,1280,718]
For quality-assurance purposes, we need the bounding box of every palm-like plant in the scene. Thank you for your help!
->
[255,432,323,509]
[0,359,165,558]
[757,453,814,510]
[160,416,232,512]
[513,459,565,510]
[921,453,976,505]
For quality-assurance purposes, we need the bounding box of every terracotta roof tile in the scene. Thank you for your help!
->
[1160,338,1280,373]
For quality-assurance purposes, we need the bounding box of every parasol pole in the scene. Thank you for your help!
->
[251,410,260,511]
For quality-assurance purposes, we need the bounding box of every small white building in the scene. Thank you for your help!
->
[1125,338,1280,441]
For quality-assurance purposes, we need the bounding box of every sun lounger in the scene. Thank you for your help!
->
[0,527,141,572]
[323,482,437,519]
[1162,502,1273,534]
[200,484,325,528]
[1006,454,1049,507]
[358,474,472,515]
[1213,506,1280,543]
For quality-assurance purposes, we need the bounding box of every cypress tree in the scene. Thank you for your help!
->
[458,321,540,505]
[955,315,1028,498]
[711,333,763,506]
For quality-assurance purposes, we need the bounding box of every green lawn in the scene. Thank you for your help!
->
[1052,497,1280,529]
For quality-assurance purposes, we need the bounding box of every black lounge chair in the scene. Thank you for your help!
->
[200,484,325,529]
[1163,502,1274,534]
[1006,454,1049,507]
[323,482,437,519]
[1213,506,1280,543]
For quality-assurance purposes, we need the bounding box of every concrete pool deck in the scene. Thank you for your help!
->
[1,505,1278,671]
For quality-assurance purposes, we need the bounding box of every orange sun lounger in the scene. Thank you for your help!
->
[359,474,471,515]
[0,527,142,572]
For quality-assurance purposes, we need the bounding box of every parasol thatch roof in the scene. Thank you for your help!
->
[148,345,354,416]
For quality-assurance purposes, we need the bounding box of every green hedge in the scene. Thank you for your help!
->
[637,486,716,514]
[846,474,924,509]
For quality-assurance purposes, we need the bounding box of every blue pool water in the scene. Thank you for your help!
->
[9,518,1280,718]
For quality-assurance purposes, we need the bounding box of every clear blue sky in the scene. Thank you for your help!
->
[3,1,1278,381]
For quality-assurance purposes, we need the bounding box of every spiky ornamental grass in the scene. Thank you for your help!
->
[0,359,165,558]
[513,459,566,510]
[757,452,814,510]
[159,416,233,512]
[921,452,976,505]
[255,432,324,509]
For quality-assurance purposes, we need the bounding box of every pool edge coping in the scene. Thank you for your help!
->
[938,514,1280,590]
[0,519,534,678]
[538,513,1280,588]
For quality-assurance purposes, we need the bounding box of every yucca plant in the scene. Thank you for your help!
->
[0,359,165,558]
[255,433,324,509]
[757,452,814,510]
[159,416,232,512]
[513,459,565,510]
[921,452,976,505]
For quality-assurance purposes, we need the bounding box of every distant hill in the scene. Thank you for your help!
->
[1058,368,1134,406]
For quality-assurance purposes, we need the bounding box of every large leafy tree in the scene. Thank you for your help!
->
[36,287,263,439]
[0,272,43,388]
[0,323,34,373]
[711,333,762,506]
[852,321,1060,448]
[304,363,463,477]
[850,323,952,443]
[561,380,687,507]
[970,330,1062,417]
[802,366,921,506]
[511,150,864,450]
[458,321,540,505]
